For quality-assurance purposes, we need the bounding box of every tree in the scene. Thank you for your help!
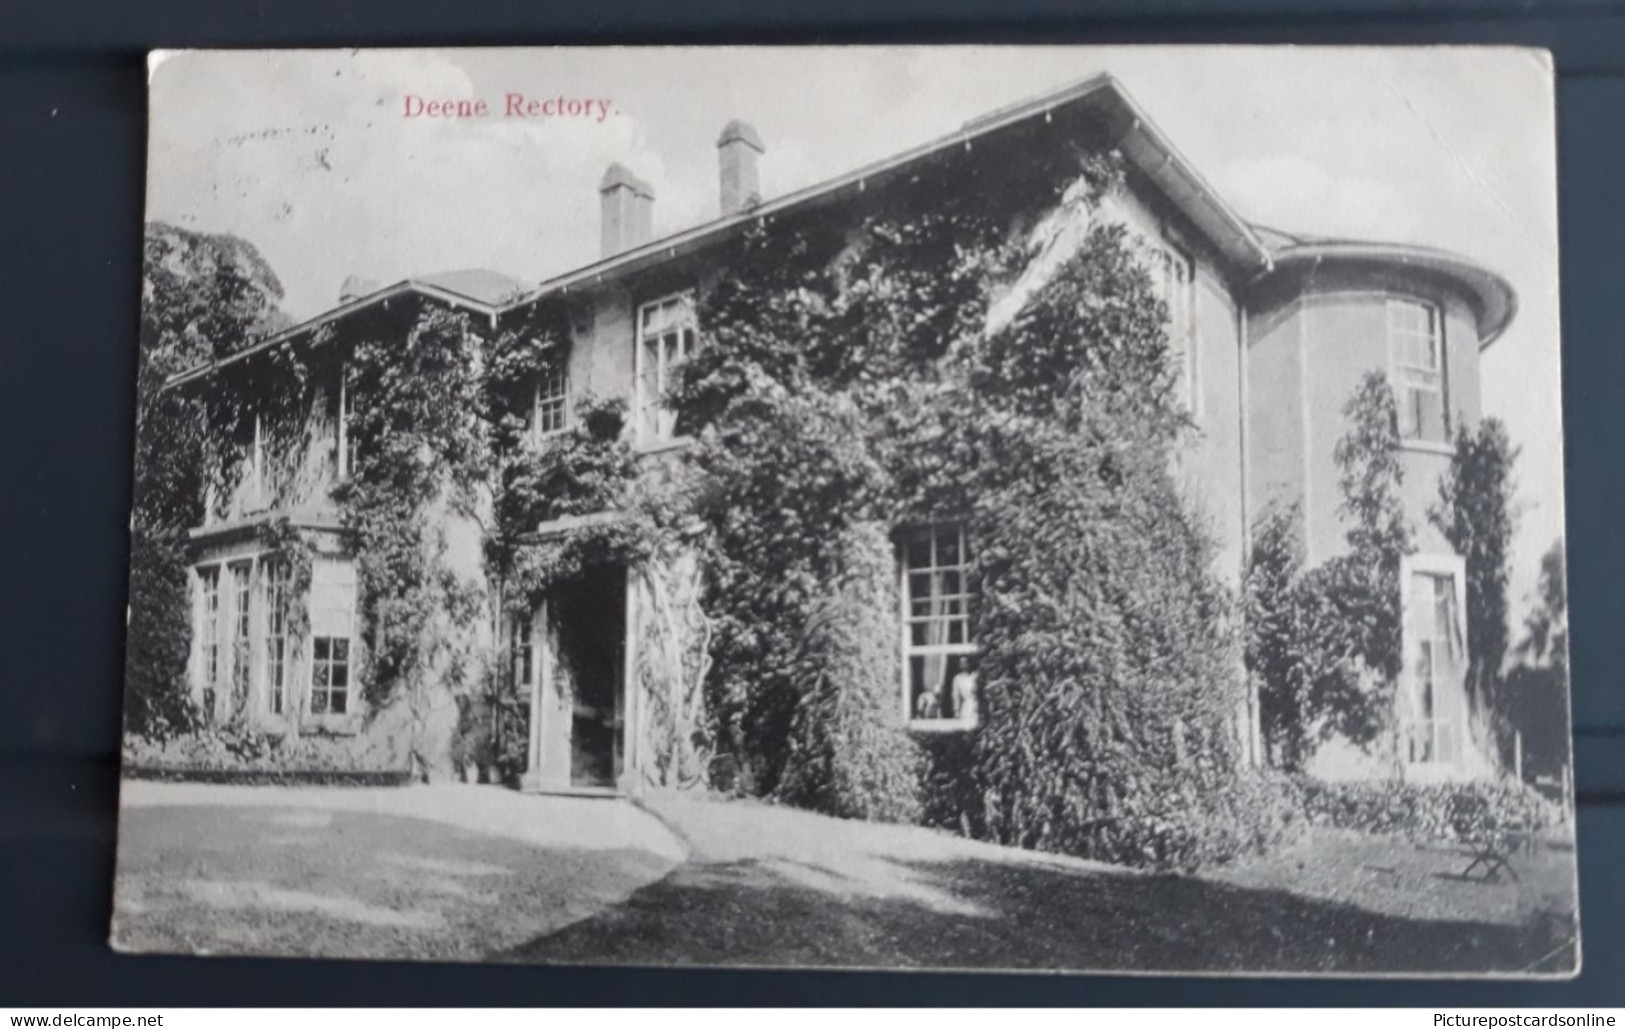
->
[1245,373,1414,770]
[1431,417,1518,760]
[1505,538,1570,782]
[125,224,289,739]
[1244,503,1311,770]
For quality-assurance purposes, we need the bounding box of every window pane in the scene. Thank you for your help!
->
[910,654,947,718]
[331,691,347,715]
[905,535,932,570]
[333,638,349,662]
[313,637,330,661]
[311,689,328,715]
[312,661,329,688]
[905,570,930,600]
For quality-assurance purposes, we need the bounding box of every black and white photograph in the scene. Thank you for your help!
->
[113,45,1577,976]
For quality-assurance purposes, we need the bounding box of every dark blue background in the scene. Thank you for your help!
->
[1,0,1621,1006]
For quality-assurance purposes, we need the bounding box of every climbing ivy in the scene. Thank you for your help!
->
[334,303,489,776]
[1246,372,1418,772]
[670,129,1279,866]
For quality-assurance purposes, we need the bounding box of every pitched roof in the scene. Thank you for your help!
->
[170,71,1516,387]
[515,72,1275,305]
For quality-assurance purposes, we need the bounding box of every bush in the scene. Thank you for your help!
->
[917,731,981,836]
[1297,777,1552,842]
[775,523,923,823]
[122,531,199,740]
[122,726,410,784]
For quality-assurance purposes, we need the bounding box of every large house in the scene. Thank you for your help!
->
[164,73,1515,790]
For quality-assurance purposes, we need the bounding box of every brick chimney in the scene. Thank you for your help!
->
[717,119,764,216]
[599,163,655,258]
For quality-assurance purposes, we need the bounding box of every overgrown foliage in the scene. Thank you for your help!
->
[337,305,489,775]
[1297,777,1551,843]
[125,224,290,740]
[1432,418,1518,760]
[776,523,923,823]
[672,131,1270,868]
[1246,373,1415,771]
[1505,538,1571,784]
[1244,503,1312,770]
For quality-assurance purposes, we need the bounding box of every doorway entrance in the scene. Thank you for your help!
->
[525,565,628,794]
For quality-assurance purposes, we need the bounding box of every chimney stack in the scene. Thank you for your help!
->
[717,119,764,217]
[599,163,655,258]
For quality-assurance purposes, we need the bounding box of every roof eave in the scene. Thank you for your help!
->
[1265,242,1517,349]
[165,280,501,390]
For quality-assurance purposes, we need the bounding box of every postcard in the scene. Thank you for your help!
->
[116,45,1576,976]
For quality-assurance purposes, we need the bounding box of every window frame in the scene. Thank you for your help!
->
[1155,239,1200,418]
[308,635,352,716]
[899,524,979,732]
[633,291,698,443]
[531,356,570,442]
[1387,297,1449,444]
[251,411,266,505]
[304,555,359,725]
[1400,554,1468,768]
[197,565,223,720]
[263,557,291,718]
[337,364,358,480]
[511,609,535,689]
[228,560,253,711]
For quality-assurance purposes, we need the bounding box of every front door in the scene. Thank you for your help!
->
[526,565,627,793]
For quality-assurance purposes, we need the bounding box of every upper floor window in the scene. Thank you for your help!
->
[635,294,697,442]
[533,360,569,441]
[1388,299,1447,443]
[337,367,358,478]
[1155,242,1199,417]
[250,412,267,504]
[901,525,978,729]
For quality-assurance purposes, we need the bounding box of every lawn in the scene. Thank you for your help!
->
[112,801,673,961]
[503,795,1579,975]
[113,785,1579,974]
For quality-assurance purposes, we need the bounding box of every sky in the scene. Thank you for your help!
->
[146,45,1564,616]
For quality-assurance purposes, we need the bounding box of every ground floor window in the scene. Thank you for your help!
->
[511,609,535,689]
[308,556,358,720]
[263,558,291,716]
[309,636,351,715]
[197,566,222,717]
[1405,567,1464,765]
[229,561,252,707]
[191,550,358,725]
[901,524,978,728]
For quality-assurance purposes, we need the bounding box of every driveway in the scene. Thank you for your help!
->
[111,781,685,961]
